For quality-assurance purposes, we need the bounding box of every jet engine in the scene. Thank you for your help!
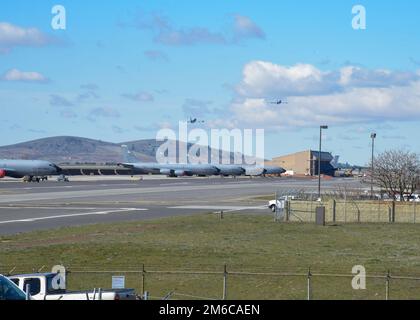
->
[160,169,172,175]
[0,169,6,178]
[174,170,187,177]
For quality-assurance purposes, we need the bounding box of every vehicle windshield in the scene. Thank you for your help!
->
[0,276,26,300]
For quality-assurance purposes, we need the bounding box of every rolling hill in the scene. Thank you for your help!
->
[0,136,247,165]
[0,136,155,164]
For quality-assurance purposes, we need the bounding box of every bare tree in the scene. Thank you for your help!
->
[369,150,420,201]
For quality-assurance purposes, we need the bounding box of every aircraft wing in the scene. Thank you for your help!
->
[120,162,163,174]
[119,163,135,169]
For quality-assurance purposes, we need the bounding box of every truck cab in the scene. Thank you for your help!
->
[9,273,65,299]
[0,274,27,300]
[9,273,137,300]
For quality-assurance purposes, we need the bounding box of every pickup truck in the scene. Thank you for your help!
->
[268,199,284,212]
[9,273,138,300]
[0,274,27,300]
[268,195,301,212]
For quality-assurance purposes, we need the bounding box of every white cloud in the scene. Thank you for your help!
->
[0,22,55,53]
[2,69,48,82]
[133,13,264,46]
[338,66,418,87]
[233,14,265,41]
[226,61,420,129]
[237,61,339,97]
[236,61,420,98]
[156,27,226,46]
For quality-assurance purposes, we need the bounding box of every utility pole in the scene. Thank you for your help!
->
[318,125,328,200]
[370,133,377,200]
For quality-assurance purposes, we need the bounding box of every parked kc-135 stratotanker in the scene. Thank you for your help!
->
[119,145,285,177]
[0,159,62,182]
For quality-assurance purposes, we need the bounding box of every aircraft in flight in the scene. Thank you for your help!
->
[269,99,288,105]
[188,117,205,124]
[0,160,62,182]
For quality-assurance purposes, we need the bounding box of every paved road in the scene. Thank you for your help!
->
[0,177,364,235]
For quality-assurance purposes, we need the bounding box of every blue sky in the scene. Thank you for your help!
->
[1,0,420,165]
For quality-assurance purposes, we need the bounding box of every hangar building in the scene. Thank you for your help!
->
[268,150,336,176]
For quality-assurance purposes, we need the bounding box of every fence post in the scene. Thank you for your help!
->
[344,193,347,223]
[332,199,336,223]
[141,264,145,296]
[285,200,290,222]
[63,266,69,291]
[307,267,312,301]
[392,201,396,223]
[222,264,228,300]
[274,191,278,222]
[385,270,391,300]
[388,206,392,223]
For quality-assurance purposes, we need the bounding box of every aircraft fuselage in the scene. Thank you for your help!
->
[0,160,61,179]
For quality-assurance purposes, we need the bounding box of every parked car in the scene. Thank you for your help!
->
[9,273,137,300]
[0,274,27,300]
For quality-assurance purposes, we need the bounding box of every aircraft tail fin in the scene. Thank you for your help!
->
[331,155,340,169]
[121,145,140,163]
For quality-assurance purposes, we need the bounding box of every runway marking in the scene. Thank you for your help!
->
[0,182,295,204]
[159,182,190,186]
[0,179,360,204]
[0,208,148,224]
[18,186,75,191]
[2,183,141,191]
[168,205,267,211]
[0,206,115,210]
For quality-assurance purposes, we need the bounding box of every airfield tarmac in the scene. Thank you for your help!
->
[0,176,364,235]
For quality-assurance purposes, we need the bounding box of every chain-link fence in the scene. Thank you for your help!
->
[2,265,420,300]
[286,199,418,223]
[271,188,419,224]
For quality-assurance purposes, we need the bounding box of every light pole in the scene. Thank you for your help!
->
[318,125,328,200]
[370,133,377,199]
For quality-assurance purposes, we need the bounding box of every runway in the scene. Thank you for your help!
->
[0,176,363,235]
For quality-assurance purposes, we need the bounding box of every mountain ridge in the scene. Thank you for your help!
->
[0,136,246,165]
[0,136,156,164]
